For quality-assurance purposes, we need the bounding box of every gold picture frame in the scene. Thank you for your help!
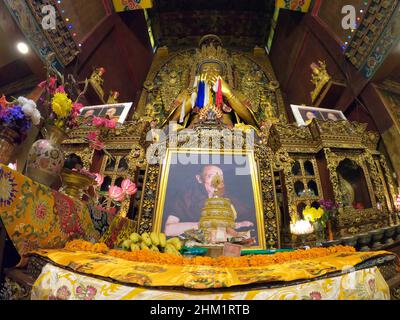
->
[151,148,267,250]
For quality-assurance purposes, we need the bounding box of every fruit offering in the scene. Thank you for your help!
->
[119,232,182,256]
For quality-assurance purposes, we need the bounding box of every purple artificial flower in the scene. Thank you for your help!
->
[319,199,339,211]
[0,105,32,140]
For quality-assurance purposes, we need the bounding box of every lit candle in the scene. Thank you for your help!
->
[290,220,314,236]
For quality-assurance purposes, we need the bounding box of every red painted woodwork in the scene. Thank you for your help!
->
[68,11,153,113]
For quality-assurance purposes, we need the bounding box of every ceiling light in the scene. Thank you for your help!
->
[17,42,29,54]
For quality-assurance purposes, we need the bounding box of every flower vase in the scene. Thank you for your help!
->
[313,220,325,246]
[0,126,20,165]
[26,125,67,187]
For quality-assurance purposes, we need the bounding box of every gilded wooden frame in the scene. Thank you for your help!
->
[152,148,266,250]
[323,148,390,234]
[137,127,280,248]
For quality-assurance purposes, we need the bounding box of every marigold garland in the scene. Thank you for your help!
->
[64,240,356,268]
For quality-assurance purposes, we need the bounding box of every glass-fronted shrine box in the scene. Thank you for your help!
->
[268,119,399,247]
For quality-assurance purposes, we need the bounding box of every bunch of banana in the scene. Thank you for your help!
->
[120,232,182,256]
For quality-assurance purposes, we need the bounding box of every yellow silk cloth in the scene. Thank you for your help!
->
[32,248,393,289]
[32,264,390,300]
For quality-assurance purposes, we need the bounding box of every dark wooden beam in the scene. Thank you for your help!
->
[0,74,39,97]
[304,15,369,112]
[0,0,45,84]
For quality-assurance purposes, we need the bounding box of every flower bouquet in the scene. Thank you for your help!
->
[0,95,41,164]
[93,176,138,217]
[319,199,339,240]
[26,56,87,186]
[302,205,328,246]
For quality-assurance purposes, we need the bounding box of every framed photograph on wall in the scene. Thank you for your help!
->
[79,102,133,125]
[152,149,266,250]
[290,104,347,126]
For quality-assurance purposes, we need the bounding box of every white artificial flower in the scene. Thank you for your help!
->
[22,103,35,116]
[18,96,29,105]
[31,109,41,125]
[25,99,37,110]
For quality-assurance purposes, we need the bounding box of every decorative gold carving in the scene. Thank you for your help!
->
[138,126,280,248]
[310,61,331,103]
[89,67,106,99]
[136,44,286,127]
[323,148,390,235]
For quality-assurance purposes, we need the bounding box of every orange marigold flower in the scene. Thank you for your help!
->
[64,240,356,267]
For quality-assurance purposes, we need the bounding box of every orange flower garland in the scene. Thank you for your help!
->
[64,240,356,268]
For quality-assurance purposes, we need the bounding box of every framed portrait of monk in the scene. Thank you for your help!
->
[79,102,133,125]
[152,148,266,250]
[291,104,346,126]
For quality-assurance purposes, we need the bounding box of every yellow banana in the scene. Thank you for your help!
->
[130,244,140,252]
[159,233,167,248]
[141,232,152,246]
[129,233,141,243]
[150,232,160,246]
[121,239,132,251]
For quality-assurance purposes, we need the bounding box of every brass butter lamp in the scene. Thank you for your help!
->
[60,168,96,199]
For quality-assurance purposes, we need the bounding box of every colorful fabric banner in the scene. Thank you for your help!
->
[31,263,390,300]
[276,0,312,12]
[0,165,100,257]
[31,248,392,289]
[113,0,153,12]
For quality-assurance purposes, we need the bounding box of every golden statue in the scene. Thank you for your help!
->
[107,90,120,104]
[161,35,259,129]
[90,67,106,99]
[144,103,160,121]
[338,172,355,207]
[310,61,330,103]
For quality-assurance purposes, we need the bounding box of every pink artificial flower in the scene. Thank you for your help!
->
[86,131,98,142]
[92,140,105,151]
[121,179,137,195]
[49,76,57,89]
[92,116,105,127]
[94,173,104,187]
[105,119,117,129]
[38,80,47,89]
[108,186,125,202]
[56,85,65,93]
[72,102,83,114]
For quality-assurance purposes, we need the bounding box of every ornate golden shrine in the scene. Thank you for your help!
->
[60,40,399,249]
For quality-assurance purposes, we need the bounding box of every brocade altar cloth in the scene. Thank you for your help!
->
[31,263,389,300]
[0,165,107,257]
[30,248,393,292]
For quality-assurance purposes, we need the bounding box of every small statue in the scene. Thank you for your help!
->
[310,61,330,103]
[107,90,120,104]
[90,67,106,98]
[144,103,160,121]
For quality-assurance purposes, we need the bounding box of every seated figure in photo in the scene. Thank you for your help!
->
[164,165,255,238]
[326,112,338,121]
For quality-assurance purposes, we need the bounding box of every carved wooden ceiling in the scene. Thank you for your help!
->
[148,0,276,49]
